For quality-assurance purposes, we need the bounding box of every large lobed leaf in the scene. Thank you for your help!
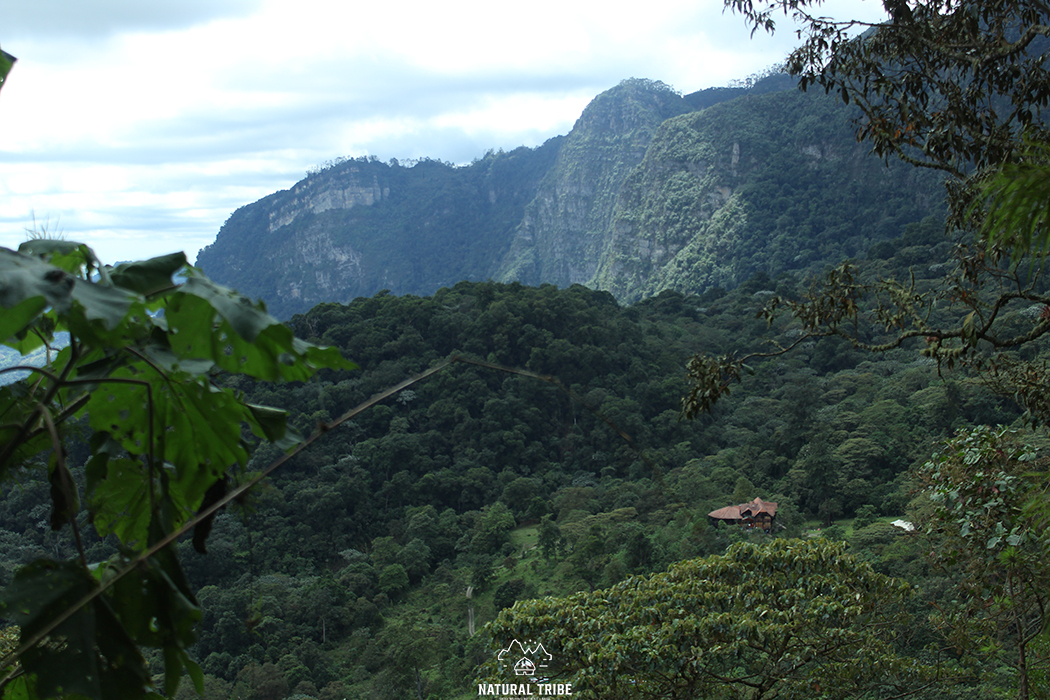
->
[0,241,354,700]
[164,274,355,380]
[0,246,138,352]
[81,363,264,541]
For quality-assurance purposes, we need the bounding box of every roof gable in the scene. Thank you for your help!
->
[708,497,778,521]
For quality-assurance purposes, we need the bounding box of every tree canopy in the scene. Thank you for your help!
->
[727,0,1050,196]
[918,426,1050,699]
[479,538,937,700]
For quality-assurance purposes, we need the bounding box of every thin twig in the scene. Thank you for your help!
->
[0,356,456,672]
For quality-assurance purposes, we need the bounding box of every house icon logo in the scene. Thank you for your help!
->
[496,639,552,676]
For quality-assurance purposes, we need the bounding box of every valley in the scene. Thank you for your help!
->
[3,27,1050,695]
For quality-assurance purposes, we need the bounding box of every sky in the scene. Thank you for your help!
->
[0,0,887,266]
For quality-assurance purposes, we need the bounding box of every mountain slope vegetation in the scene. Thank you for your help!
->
[493,78,691,288]
[197,76,945,318]
[173,261,1026,698]
[594,86,944,301]
[4,231,1026,697]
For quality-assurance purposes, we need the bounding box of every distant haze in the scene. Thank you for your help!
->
[0,0,885,266]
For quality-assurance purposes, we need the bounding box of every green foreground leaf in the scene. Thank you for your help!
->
[0,48,15,92]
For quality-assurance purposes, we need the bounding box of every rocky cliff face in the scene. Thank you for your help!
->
[267,169,389,232]
[197,77,945,317]
[197,145,560,318]
[495,79,691,287]
[591,87,944,301]
[196,162,396,315]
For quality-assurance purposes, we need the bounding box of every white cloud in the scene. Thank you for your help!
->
[0,0,262,39]
[0,0,885,266]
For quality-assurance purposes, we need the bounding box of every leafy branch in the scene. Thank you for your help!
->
[0,241,354,698]
[682,207,1050,420]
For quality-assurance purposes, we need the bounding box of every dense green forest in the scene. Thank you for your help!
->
[5,1,1050,695]
[4,214,1038,699]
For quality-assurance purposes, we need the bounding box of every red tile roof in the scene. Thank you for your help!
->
[708,497,778,521]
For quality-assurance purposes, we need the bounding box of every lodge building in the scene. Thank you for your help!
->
[708,497,778,533]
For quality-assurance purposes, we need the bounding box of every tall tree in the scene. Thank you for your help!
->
[918,426,1050,700]
[479,538,940,699]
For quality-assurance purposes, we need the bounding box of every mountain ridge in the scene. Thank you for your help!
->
[196,76,945,318]
[493,79,690,288]
[594,86,945,301]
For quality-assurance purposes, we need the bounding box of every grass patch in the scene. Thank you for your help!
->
[509,524,539,553]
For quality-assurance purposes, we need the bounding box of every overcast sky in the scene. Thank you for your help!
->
[0,0,886,266]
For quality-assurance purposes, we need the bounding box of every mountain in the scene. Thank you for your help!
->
[492,79,692,288]
[592,86,945,302]
[195,142,560,319]
[196,77,945,318]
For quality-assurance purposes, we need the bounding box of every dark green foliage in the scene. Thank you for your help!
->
[681,85,747,110]
[537,516,562,561]
[154,275,1016,689]
[852,504,878,531]
[1,560,154,699]
[728,0,1050,222]
[0,268,1024,698]
[378,564,409,597]
[492,578,534,612]
[918,427,1050,696]
[197,77,946,319]
[978,137,1050,258]
[0,240,351,700]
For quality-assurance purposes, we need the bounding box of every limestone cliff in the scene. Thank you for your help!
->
[591,87,944,302]
[196,162,393,316]
[197,77,946,318]
[197,143,560,318]
[494,79,691,287]
[267,167,389,233]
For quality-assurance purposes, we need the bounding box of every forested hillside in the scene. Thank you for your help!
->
[3,217,1029,698]
[6,0,1050,694]
[170,241,1030,698]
